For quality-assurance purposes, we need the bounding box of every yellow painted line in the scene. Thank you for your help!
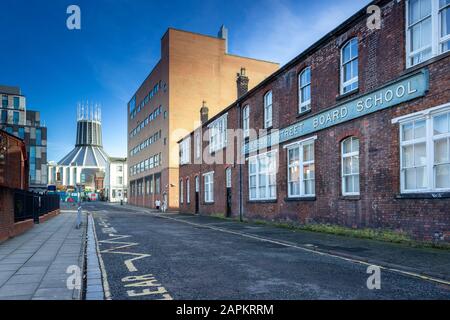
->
[90,214,112,300]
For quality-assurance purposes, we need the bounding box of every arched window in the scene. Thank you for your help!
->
[243,105,250,138]
[226,167,232,188]
[186,178,190,204]
[299,67,311,114]
[341,38,359,94]
[264,91,273,128]
[195,176,200,193]
[179,179,184,204]
[342,137,360,195]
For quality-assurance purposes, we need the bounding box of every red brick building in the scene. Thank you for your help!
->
[0,129,30,242]
[179,0,450,241]
[0,129,28,190]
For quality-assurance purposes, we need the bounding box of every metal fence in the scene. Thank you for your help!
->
[14,190,60,223]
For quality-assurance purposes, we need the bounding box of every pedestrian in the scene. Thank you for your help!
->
[155,199,161,211]
[162,199,167,213]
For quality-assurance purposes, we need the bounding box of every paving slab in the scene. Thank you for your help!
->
[0,210,87,300]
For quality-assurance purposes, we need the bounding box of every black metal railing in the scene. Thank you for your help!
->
[14,190,60,223]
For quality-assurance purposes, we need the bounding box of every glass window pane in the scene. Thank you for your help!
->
[289,148,299,164]
[345,176,354,193]
[415,143,427,166]
[416,166,427,189]
[402,123,414,141]
[351,59,358,79]
[435,164,450,188]
[434,113,449,134]
[303,164,315,180]
[435,139,449,163]
[303,144,313,161]
[414,120,426,138]
[353,175,360,193]
[344,63,352,82]
[350,39,358,59]
[290,182,300,196]
[403,145,414,167]
[343,138,352,154]
[289,166,300,182]
[405,168,416,189]
[352,155,360,174]
[250,188,257,199]
[441,7,450,37]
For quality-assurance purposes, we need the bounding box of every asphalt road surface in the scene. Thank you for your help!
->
[85,202,450,300]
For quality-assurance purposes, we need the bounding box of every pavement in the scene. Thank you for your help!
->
[0,208,87,300]
[86,202,450,300]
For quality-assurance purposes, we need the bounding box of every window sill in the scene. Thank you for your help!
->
[405,50,450,73]
[247,199,277,204]
[203,202,215,205]
[340,195,361,201]
[336,88,359,101]
[296,109,312,119]
[396,192,450,199]
[285,196,316,202]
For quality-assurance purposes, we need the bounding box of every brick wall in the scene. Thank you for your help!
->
[179,0,450,241]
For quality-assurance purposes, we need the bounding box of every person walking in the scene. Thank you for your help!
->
[155,199,161,211]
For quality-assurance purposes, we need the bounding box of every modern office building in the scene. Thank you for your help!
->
[0,85,47,191]
[128,26,279,210]
[179,0,450,242]
[105,157,128,203]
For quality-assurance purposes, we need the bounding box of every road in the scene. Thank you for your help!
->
[84,202,450,300]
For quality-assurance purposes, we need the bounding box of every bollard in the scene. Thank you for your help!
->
[76,205,82,229]
[120,200,123,206]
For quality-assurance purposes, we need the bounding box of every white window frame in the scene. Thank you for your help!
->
[340,38,359,95]
[208,114,228,153]
[186,178,190,204]
[393,103,450,193]
[341,137,361,196]
[264,91,273,129]
[243,105,250,138]
[284,136,317,198]
[248,150,277,201]
[179,137,191,165]
[180,179,184,204]
[203,172,214,203]
[195,131,201,159]
[299,67,311,114]
[406,0,450,68]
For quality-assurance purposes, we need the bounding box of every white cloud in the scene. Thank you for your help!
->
[236,0,372,65]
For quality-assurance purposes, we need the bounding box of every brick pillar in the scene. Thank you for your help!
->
[237,67,249,99]
[0,187,14,242]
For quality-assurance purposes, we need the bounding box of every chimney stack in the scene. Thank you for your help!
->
[218,25,228,54]
[236,67,249,99]
[200,101,209,124]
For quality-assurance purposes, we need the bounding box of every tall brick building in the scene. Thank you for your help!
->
[179,0,450,241]
[127,27,279,210]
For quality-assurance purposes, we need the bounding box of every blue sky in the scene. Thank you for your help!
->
[0,0,370,162]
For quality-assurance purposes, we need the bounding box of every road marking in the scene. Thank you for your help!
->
[90,214,112,300]
[93,214,173,300]
[147,212,450,287]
